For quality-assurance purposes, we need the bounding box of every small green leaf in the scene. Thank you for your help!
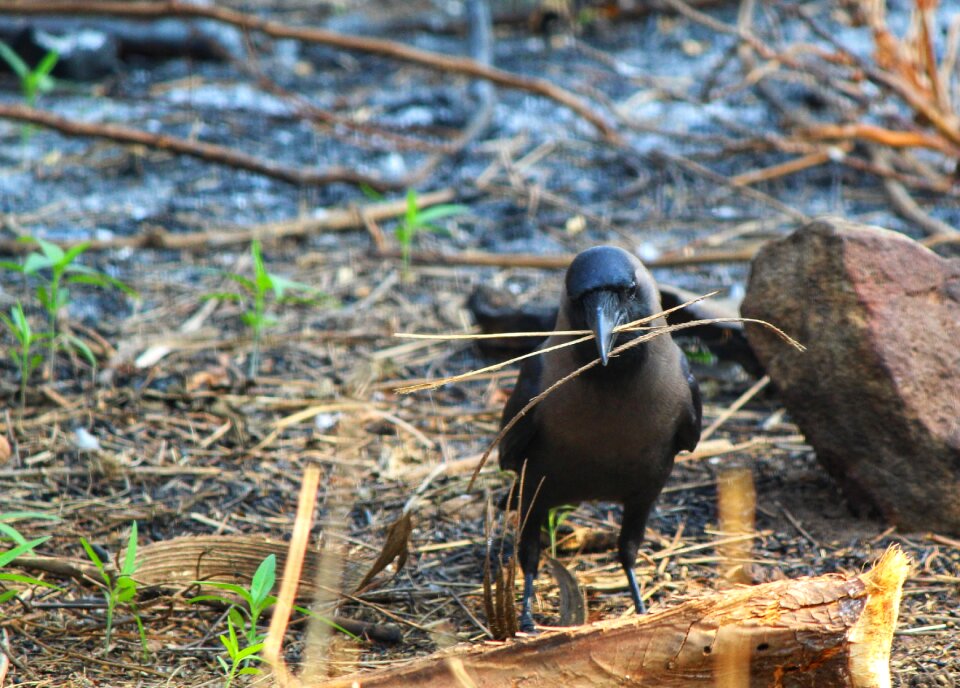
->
[268,275,314,299]
[115,577,137,604]
[249,554,276,607]
[0,523,28,546]
[63,335,97,367]
[405,188,418,227]
[79,537,106,572]
[251,241,273,295]
[0,536,49,569]
[240,312,262,327]
[23,252,53,275]
[0,260,25,273]
[415,204,469,224]
[193,581,248,596]
[220,630,239,655]
[66,267,139,297]
[36,285,51,311]
[225,273,257,293]
[0,41,29,79]
[235,642,265,662]
[359,183,384,201]
[60,242,90,266]
[0,511,59,524]
[35,238,65,265]
[34,50,59,81]
[0,572,59,590]
[121,522,138,576]
[11,304,30,335]
[187,593,234,606]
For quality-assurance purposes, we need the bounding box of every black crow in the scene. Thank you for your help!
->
[499,245,702,631]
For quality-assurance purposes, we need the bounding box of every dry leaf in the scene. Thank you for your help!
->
[544,556,586,627]
[353,511,412,594]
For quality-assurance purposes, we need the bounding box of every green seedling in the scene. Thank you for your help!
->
[0,513,60,611]
[191,554,277,686]
[683,342,716,366]
[0,42,58,141]
[0,42,58,107]
[0,302,49,409]
[395,189,469,276]
[0,238,136,380]
[80,522,148,657]
[544,505,577,558]
[217,613,265,686]
[191,554,355,684]
[205,240,322,378]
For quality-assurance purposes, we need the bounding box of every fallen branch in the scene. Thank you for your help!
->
[730,147,848,186]
[0,189,456,255]
[2,0,618,141]
[802,122,960,158]
[318,546,910,687]
[0,103,393,190]
[870,147,959,237]
[372,244,762,270]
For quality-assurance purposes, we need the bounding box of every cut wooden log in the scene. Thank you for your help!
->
[316,546,909,688]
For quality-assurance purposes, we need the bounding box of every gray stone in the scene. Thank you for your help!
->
[742,218,960,534]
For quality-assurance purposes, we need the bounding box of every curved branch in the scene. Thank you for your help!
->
[1,0,619,141]
[0,103,398,190]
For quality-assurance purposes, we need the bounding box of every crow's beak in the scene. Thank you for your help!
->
[582,290,625,366]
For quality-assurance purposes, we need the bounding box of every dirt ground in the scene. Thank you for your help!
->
[1,1,958,686]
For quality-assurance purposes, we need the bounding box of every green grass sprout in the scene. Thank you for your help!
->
[0,238,137,380]
[205,240,324,378]
[0,302,49,409]
[80,522,148,657]
[395,189,469,277]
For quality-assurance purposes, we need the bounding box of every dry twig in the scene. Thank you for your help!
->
[1,0,618,141]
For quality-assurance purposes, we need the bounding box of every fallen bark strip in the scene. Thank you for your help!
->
[0,103,394,190]
[16,535,402,644]
[318,546,909,688]
[0,188,456,255]
[2,1,617,141]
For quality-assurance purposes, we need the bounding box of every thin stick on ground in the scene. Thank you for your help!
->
[0,104,394,190]
[700,374,771,442]
[264,464,321,684]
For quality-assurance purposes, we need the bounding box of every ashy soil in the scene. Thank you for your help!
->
[0,1,958,686]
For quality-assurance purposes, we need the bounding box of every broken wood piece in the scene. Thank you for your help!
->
[318,546,909,687]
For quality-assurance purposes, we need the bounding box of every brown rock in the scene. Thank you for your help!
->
[741,218,960,534]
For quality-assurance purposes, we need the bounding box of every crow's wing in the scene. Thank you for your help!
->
[674,353,703,454]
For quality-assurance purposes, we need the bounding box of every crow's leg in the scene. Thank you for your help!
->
[618,497,652,614]
[517,505,546,632]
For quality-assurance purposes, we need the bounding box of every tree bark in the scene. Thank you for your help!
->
[316,546,909,688]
